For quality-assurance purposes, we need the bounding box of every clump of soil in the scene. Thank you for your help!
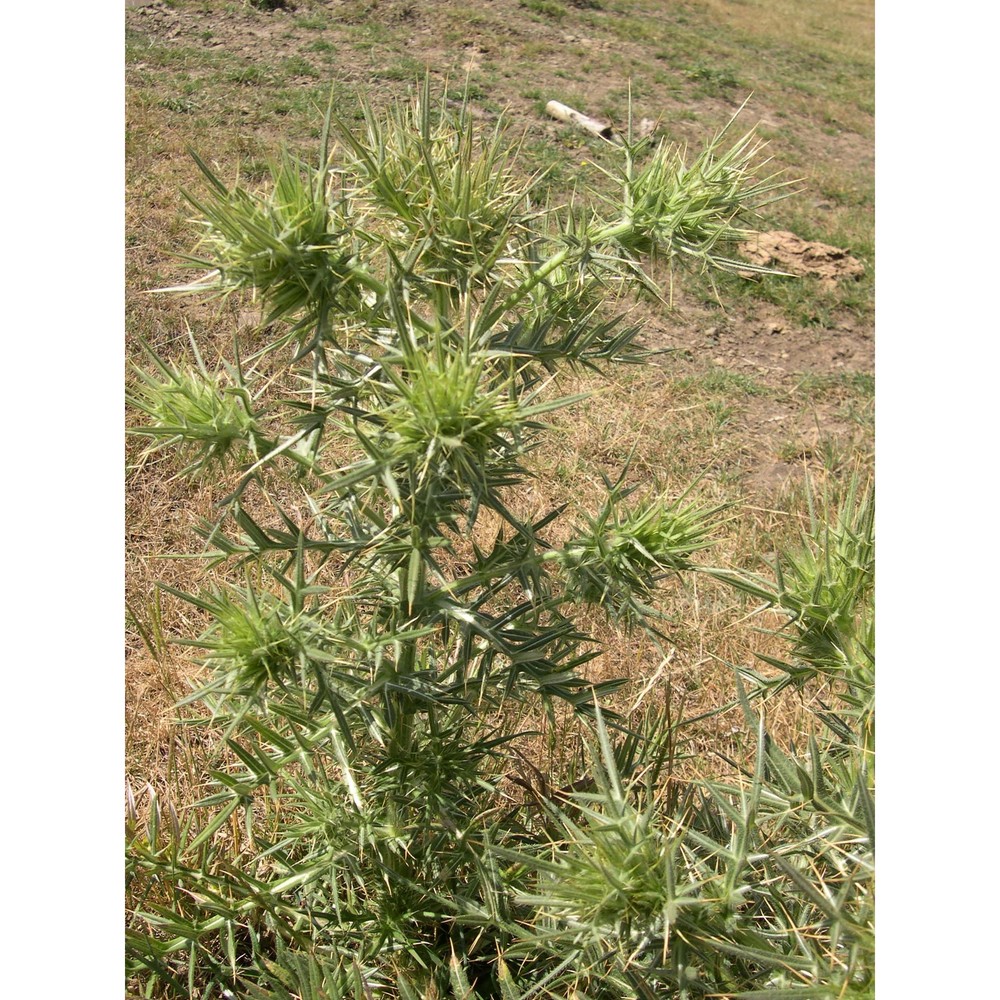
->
[739,230,865,287]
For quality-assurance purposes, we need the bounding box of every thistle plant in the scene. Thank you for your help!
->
[708,477,875,755]
[609,109,793,271]
[126,82,872,999]
[551,477,727,627]
[130,331,262,477]
[334,78,539,293]
[176,151,382,351]
[497,705,873,998]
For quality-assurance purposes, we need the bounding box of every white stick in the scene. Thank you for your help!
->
[545,100,614,139]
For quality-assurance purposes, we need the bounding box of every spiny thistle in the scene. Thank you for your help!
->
[128,333,261,477]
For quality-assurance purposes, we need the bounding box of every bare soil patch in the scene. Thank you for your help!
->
[740,230,865,287]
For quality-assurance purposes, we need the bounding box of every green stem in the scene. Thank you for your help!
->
[493,217,636,319]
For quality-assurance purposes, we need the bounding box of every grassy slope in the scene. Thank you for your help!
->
[126,0,873,802]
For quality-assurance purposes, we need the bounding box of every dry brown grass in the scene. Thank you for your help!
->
[697,0,874,64]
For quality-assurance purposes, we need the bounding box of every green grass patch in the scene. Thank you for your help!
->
[794,370,874,399]
[293,12,330,30]
[520,0,568,19]
[279,54,320,79]
[676,368,770,397]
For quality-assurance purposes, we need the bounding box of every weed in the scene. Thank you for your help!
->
[159,96,198,114]
[280,55,319,79]
[126,0,874,991]
[520,0,567,19]
[677,368,768,397]
[127,83,872,997]
[685,62,742,96]
[795,370,875,400]
[293,13,329,30]
[227,64,270,87]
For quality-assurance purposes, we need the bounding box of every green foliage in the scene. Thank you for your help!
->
[554,477,726,627]
[709,478,874,746]
[128,332,261,477]
[333,79,537,293]
[241,943,385,999]
[519,0,568,20]
[597,106,797,276]
[126,83,872,998]
[685,63,742,97]
[498,703,873,998]
[174,149,379,343]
